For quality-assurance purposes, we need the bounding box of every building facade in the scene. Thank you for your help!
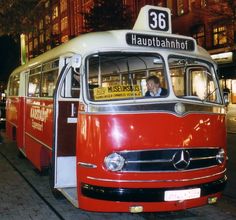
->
[22,0,236,102]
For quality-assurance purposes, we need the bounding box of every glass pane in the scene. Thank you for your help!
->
[41,70,58,97]
[169,56,221,104]
[28,74,41,97]
[87,53,167,101]
[9,74,20,96]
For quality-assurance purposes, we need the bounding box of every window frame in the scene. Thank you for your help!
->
[85,52,168,102]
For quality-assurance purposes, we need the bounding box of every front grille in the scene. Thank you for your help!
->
[118,148,220,172]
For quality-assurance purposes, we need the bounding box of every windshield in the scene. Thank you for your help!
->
[169,56,222,104]
[86,53,168,101]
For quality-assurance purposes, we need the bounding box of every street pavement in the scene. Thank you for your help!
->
[0,105,236,219]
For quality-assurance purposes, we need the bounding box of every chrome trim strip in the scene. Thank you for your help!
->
[85,102,225,115]
[118,147,219,154]
[125,159,172,164]
[125,156,217,164]
[25,132,52,150]
[78,162,97,168]
[87,169,226,183]
[190,156,217,161]
[118,165,219,173]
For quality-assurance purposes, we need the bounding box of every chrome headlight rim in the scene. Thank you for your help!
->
[104,152,125,172]
[216,148,225,164]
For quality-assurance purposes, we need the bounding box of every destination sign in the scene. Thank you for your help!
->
[126,33,195,51]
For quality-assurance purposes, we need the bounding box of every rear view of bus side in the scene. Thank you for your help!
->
[6,6,227,213]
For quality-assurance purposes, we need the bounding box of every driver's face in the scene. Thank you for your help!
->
[146,80,159,92]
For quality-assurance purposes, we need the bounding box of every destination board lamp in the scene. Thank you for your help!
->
[133,5,172,34]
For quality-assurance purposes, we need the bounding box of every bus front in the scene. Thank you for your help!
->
[76,6,227,212]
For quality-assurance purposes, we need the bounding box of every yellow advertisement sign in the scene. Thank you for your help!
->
[94,85,142,100]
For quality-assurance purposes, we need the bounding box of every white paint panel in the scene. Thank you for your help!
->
[55,156,76,188]
[67,117,78,123]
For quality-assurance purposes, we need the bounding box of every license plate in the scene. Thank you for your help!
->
[164,188,201,201]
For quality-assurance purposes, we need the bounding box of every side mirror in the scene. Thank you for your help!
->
[223,92,229,106]
[71,54,82,73]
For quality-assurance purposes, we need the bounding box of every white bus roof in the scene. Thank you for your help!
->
[11,30,212,75]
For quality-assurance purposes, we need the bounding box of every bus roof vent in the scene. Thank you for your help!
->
[133,5,172,34]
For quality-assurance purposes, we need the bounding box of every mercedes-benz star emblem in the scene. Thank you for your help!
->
[172,150,190,170]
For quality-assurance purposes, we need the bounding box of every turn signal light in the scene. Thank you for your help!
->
[208,197,218,204]
[129,205,143,213]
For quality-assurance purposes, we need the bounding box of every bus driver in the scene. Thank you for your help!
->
[145,75,168,97]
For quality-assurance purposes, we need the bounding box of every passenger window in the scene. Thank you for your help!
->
[28,73,41,97]
[41,70,58,97]
[9,73,20,96]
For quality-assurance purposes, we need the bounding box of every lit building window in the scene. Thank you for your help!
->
[45,15,50,25]
[39,19,44,30]
[177,0,184,16]
[61,16,68,31]
[60,0,68,13]
[213,25,227,46]
[29,42,33,52]
[52,23,59,35]
[46,45,51,50]
[34,38,38,49]
[29,32,32,39]
[39,34,44,44]
[193,26,205,47]
[45,29,51,41]
[61,35,69,43]
[201,0,206,7]
[52,5,59,20]
[45,1,50,8]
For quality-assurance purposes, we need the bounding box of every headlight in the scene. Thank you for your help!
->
[104,153,125,171]
[216,148,225,164]
[174,102,185,115]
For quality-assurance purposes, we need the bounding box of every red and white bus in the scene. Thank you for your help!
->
[6,6,227,213]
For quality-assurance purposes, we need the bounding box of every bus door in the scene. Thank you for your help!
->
[53,58,81,206]
[19,70,29,155]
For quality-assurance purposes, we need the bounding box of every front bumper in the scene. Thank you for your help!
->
[81,176,227,202]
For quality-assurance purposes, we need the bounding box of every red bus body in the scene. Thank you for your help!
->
[6,6,227,213]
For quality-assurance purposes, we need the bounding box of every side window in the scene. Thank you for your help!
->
[41,59,59,97]
[41,69,58,97]
[28,74,41,97]
[28,66,41,97]
[71,70,80,97]
[190,68,217,102]
[169,57,221,104]
[8,73,20,96]
[61,67,80,98]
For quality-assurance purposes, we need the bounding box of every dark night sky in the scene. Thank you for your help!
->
[0,35,20,82]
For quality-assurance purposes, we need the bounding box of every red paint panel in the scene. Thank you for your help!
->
[76,112,226,211]
[24,98,53,169]
[25,98,54,148]
[6,97,24,148]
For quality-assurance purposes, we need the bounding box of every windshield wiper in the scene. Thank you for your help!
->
[202,88,218,103]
